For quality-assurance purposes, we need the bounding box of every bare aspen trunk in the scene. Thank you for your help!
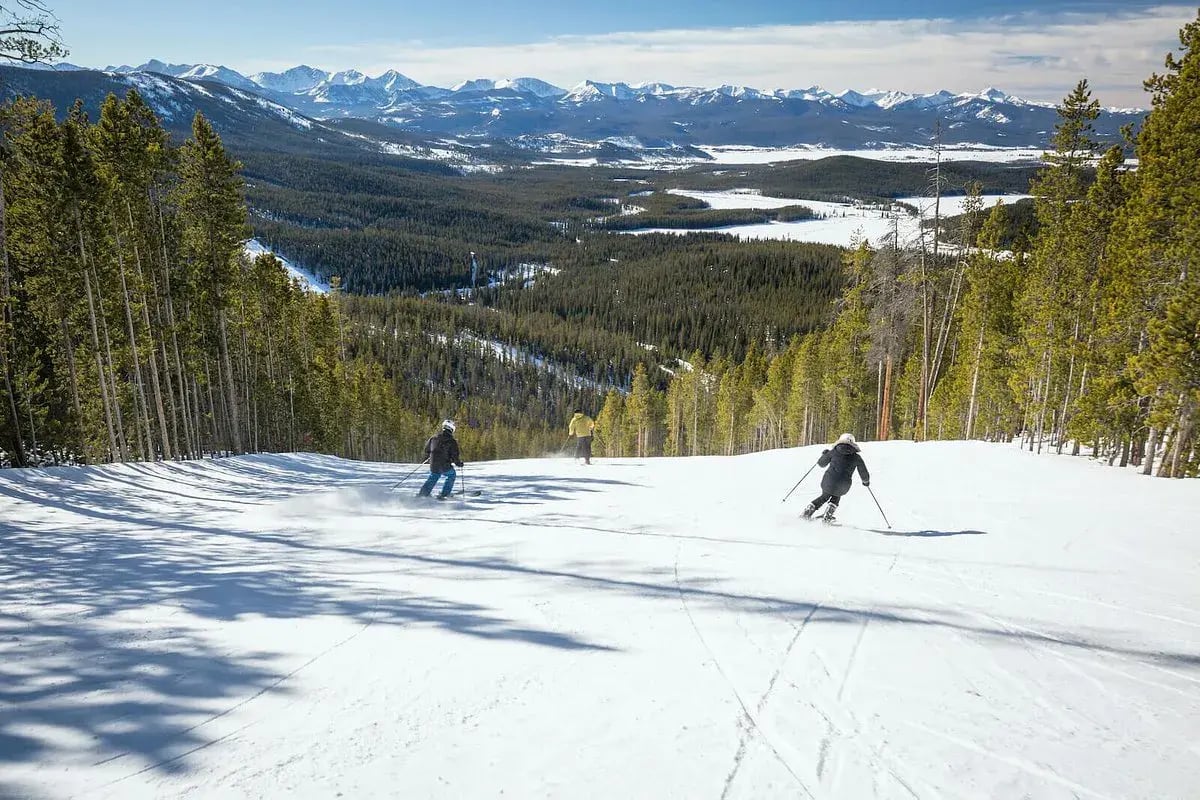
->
[917,248,930,441]
[965,323,985,440]
[929,258,964,395]
[881,355,894,441]
[875,360,884,439]
[1056,310,1083,455]
[1037,347,1054,455]
[690,382,699,456]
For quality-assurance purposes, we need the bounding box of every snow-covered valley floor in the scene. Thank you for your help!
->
[626,189,1031,248]
[1,443,1198,799]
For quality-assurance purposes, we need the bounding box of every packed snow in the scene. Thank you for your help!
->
[1,442,1197,798]
[244,239,330,293]
[623,189,1032,247]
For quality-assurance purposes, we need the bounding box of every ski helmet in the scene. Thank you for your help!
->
[442,419,456,433]
[836,432,857,447]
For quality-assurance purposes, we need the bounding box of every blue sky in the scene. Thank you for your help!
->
[49,1,1194,105]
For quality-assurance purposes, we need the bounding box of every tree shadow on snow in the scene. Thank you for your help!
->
[0,456,621,793]
[871,529,989,537]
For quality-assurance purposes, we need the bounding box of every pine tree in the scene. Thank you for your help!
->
[1105,11,1200,475]
[176,112,249,454]
[595,390,624,457]
[1016,80,1101,453]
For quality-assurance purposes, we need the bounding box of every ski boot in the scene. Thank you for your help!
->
[821,503,838,524]
[801,502,817,520]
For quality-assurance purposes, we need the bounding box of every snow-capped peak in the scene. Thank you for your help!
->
[452,77,564,98]
[250,65,329,94]
[452,78,494,93]
[496,77,565,98]
[836,88,884,108]
[177,64,259,91]
[716,84,767,100]
[631,81,677,96]
[327,70,368,86]
[871,90,917,109]
[368,69,419,92]
[975,87,1011,104]
[563,80,637,102]
[109,59,192,77]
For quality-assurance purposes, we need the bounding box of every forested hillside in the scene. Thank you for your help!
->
[583,33,1200,478]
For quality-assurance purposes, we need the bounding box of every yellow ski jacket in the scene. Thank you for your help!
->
[569,413,595,437]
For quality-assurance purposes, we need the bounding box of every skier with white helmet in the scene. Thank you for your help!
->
[802,433,870,522]
[418,419,464,500]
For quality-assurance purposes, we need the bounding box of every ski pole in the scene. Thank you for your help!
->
[390,458,430,493]
[867,485,892,529]
[781,459,821,504]
[459,464,466,497]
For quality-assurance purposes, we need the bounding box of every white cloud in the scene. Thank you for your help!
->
[240,5,1195,107]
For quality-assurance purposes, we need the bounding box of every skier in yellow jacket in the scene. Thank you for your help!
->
[568,410,595,465]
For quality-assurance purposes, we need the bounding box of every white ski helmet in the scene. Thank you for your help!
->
[836,432,858,448]
[442,419,456,433]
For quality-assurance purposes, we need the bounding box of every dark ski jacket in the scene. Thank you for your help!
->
[818,442,870,496]
[424,430,463,473]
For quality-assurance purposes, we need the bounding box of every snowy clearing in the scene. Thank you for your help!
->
[244,239,330,293]
[1,442,1197,798]
[623,190,1032,247]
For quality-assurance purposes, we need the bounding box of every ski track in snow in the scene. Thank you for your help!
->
[1,443,1199,798]
[671,543,814,800]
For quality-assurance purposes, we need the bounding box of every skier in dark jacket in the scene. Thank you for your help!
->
[802,433,870,522]
[418,419,464,500]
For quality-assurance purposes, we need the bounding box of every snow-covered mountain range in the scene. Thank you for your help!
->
[101,59,1067,114]
[9,59,1144,151]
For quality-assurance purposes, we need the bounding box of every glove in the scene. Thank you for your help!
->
[862,480,870,487]
[456,461,464,468]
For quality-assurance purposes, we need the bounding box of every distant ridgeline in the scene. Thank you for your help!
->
[3,10,1198,476]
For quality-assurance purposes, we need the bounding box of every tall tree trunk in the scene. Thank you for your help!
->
[0,165,29,467]
[875,360,884,439]
[917,248,931,441]
[880,355,894,441]
[127,204,172,459]
[1143,424,1159,476]
[965,323,985,440]
[157,201,193,459]
[111,216,152,460]
[929,258,964,397]
[217,309,242,453]
[92,263,129,460]
[1037,346,1054,455]
[59,317,84,449]
[127,203,173,460]
[81,253,119,460]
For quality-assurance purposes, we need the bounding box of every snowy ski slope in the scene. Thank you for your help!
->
[1,442,1198,799]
